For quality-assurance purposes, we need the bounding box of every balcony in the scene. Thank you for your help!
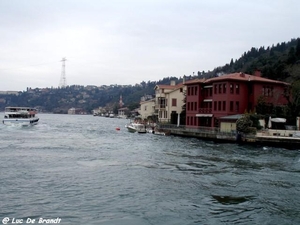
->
[155,104,166,110]
[198,108,212,114]
[155,93,166,98]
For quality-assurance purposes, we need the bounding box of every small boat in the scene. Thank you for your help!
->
[2,107,39,126]
[125,122,147,133]
[147,128,168,136]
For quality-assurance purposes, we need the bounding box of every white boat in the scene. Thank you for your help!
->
[125,122,147,133]
[2,107,39,126]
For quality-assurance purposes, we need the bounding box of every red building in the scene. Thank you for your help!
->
[185,71,289,128]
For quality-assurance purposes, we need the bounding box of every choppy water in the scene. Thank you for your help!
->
[1,114,300,225]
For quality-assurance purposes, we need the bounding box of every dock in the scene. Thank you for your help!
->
[157,124,300,149]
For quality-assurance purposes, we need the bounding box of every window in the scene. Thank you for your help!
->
[172,98,177,107]
[204,89,208,97]
[158,97,166,108]
[144,106,147,111]
[218,101,221,111]
[236,101,239,112]
[223,84,226,93]
[263,86,274,97]
[230,83,234,94]
[214,101,217,110]
[219,84,222,94]
[230,101,233,111]
[236,84,240,94]
[223,101,226,111]
[180,88,183,92]
[187,87,190,96]
[214,85,217,94]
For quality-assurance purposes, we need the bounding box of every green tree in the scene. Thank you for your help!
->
[180,90,186,125]
[285,80,300,124]
[236,114,256,134]
[296,38,300,58]
[287,47,296,64]
[256,94,274,114]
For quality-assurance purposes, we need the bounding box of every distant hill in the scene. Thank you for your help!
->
[1,38,299,113]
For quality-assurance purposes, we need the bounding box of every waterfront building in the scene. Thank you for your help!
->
[117,107,129,119]
[138,98,155,120]
[185,71,289,128]
[154,81,186,123]
[68,107,87,115]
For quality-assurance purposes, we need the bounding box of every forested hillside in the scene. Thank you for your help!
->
[205,38,300,82]
[1,38,299,113]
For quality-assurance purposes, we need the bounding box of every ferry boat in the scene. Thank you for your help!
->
[3,107,39,126]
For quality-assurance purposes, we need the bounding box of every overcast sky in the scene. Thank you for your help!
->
[0,0,299,91]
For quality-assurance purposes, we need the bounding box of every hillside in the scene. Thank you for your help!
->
[0,38,299,113]
[206,38,300,82]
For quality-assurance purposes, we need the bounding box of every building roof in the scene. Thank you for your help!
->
[140,98,155,104]
[154,83,184,90]
[185,72,289,86]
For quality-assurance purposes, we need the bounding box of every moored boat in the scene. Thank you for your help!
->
[3,107,39,126]
[125,122,147,133]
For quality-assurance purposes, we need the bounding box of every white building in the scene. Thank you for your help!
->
[68,107,76,114]
[138,98,155,120]
[154,81,186,123]
[118,107,129,119]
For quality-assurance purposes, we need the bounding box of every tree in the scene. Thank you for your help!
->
[296,38,300,58]
[236,114,255,134]
[256,95,268,114]
[285,80,300,124]
[180,90,186,125]
[287,47,296,64]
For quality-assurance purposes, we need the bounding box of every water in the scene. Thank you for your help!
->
[1,114,300,225]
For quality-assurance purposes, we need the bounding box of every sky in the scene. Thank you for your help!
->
[0,0,299,91]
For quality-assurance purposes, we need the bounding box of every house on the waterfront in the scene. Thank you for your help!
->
[185,71,289,128]
[117,107,129,119]
[154,81,186,123]
[68,107,87,115]
[138,97,155,120]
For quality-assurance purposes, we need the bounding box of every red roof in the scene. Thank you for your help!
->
[154,83,184,90]
[185,73,289,85]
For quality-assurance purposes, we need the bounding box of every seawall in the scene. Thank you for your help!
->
[158,124,300,150]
